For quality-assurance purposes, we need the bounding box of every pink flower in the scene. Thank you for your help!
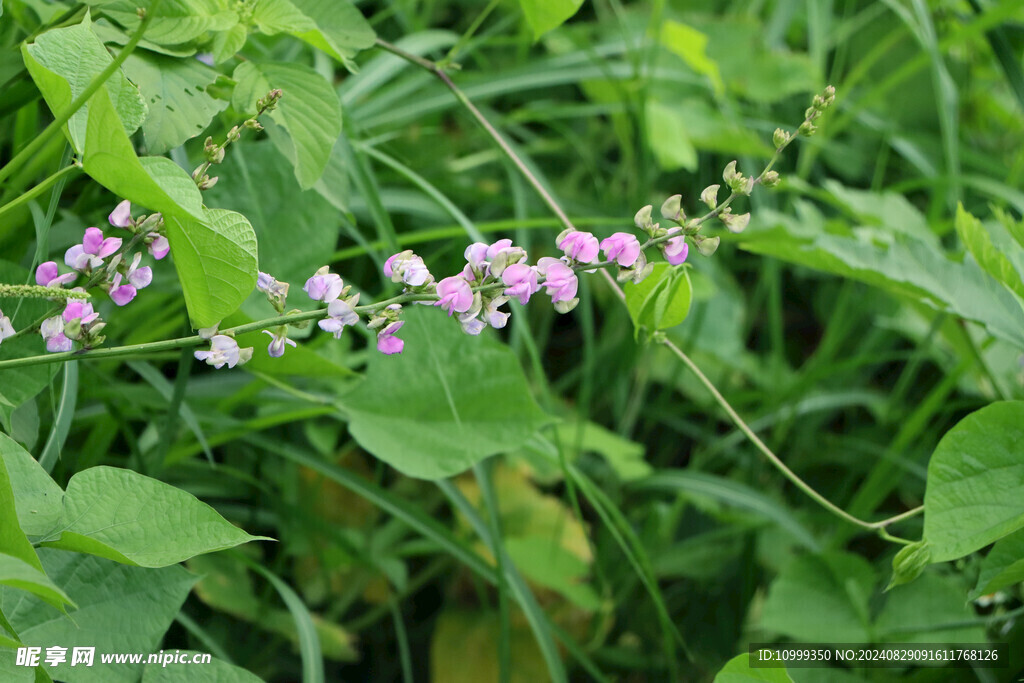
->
[384,251,431,287]
[600,232,641,267]
[435,276,474,316]
[108,200,133,228]
[63,300,99,326]
[65,227,122,272]
[319,295,360,339]
[558,231,599,264]
[376,321,404,354]
[501,263,539,305]
[304,269,345,302]
[35,261,77,288]
[147,233,170,260]
[195,335,246,369]
[536,257,578,303]
[262,329,297,357]
[464,242,490,271]
[41,316,71,353]
[109,273,137,306]
[663,228,689,266]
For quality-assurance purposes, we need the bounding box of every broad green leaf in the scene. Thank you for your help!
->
[505,537,601,611]
[431,610,548,683]
[211,22,248,63]
[552,421,651,481]
[972,528,1024,598]
[0,554,73,610]
[624,263,692,335]
[102,0,238,46]
[824,180,938,247]
[142,654,265,682]
[286,0,375,63]
[1,435,267,567]
[22,14,146,153]
[189,554,356,661]
[251,0,315,35]
[205,140,339,287]
[40,465,270,566]
[0,454,43,573]
[518,0,583,39]
[122,52,228,154]
[660,20,723,95]
[955,203,1024,300]
[742,209,1024,349]
[0,262,58,432]
[875,573,985,642]
[923,401,1024,562]
[645,100,697,171]
[232,61,342,189]
[341,306,553,479]
[1,550,195,683]
[0,433,63,538]
[760,552,875,642]
[163,209,259,328]
[713,653,792,683]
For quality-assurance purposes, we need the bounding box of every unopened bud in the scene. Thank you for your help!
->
[553,298,579,314]
[722,160,739,183]
[695,235,720,256]
[761,170,780,188]
[772,128,790,149]
[198,175,219,190]
[244,119,264,131]
[721,211,750,233]
[660,194,683,221]
[634,204,653,229]
[227,126,241,142]
[798,121,817,137]
[700,184,719,209]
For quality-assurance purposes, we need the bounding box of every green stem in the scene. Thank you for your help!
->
[0,0,161,187]
[0,162,80,221]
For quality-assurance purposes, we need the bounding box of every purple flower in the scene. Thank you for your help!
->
[0,309,15,345]
[35,261,77,288]
[486,239,514,261]
[108,273,137,306]
[41,316,71,353]
[536,257,578,303]
[126,253,153,288]
[376,321,405,355]
[435,276,474,316]
[147,233,170,260]
[65,227,122,272]
[108,200,133,228]
[304,268,345,302]
[464,242,490,271]
[257,271,289,302]
[600,232,641,267]
[663,228,689,266]
[63,300,99,326]
[384,251,432,287]
[558,231,599,264]
[262,329,297,357]
[195,335,244,369]
[501,263,539,305]
[485,296,510,329]
[319,294,360,339]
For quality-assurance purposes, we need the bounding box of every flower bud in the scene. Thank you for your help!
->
[798,121,817,137]
[695,235,720,256]
[772,128,790,149]
[553,298,579,314]
[721,211,750,233]
[63,318,82,340]
[634,204,653,229]
[762,170,780,188]
[700,184,719,209]
[660,194,682,221]
[722,160,739,183]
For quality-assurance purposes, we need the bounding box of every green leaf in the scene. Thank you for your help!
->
[22,13,146,154]
[1,435,268,567]
[972,528,1024,598]
[552,421,652,481]
[955,203,1024,301]
[205,141,339,287]
[122,51,228,154]
[713,653,792,683]
[504,537,601,611]
[760,551,875,642]
[102,0,238,46]
[340,306,553,479]
[886,540,930,590]
[660,20,723,95]
[163,208,259,328]
[923,401,1024,562]
[1,550,196,683]
[0,554,73,610]
[644,100,697,171]
[232,61,342,189]
[285,0,375,63]
[211,22,248,63]
[875,573,985,642]
[142,654,265,682]
[624,263,693,335]
[517,0,583,39]
[251,0,315,35]
[223,310,354,378]
[0,451,44,573]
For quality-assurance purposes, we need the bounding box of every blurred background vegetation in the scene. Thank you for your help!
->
[3,0,1024,680]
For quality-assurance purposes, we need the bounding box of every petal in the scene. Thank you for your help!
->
[82,227,104,254]
[108,200,132,228]
[96,237,123,258]
[110,284,137,306]
[46,334,73,353]
[64,245,87,270]
[36,261,58,286]
[128,266,153,289]
[377,334,404,354]
[148,235,170,260]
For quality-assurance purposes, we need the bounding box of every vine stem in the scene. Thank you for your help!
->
[374,37,922,536]
[0,0,162,187]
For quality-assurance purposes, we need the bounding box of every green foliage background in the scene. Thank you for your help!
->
[2,0,1024,681]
